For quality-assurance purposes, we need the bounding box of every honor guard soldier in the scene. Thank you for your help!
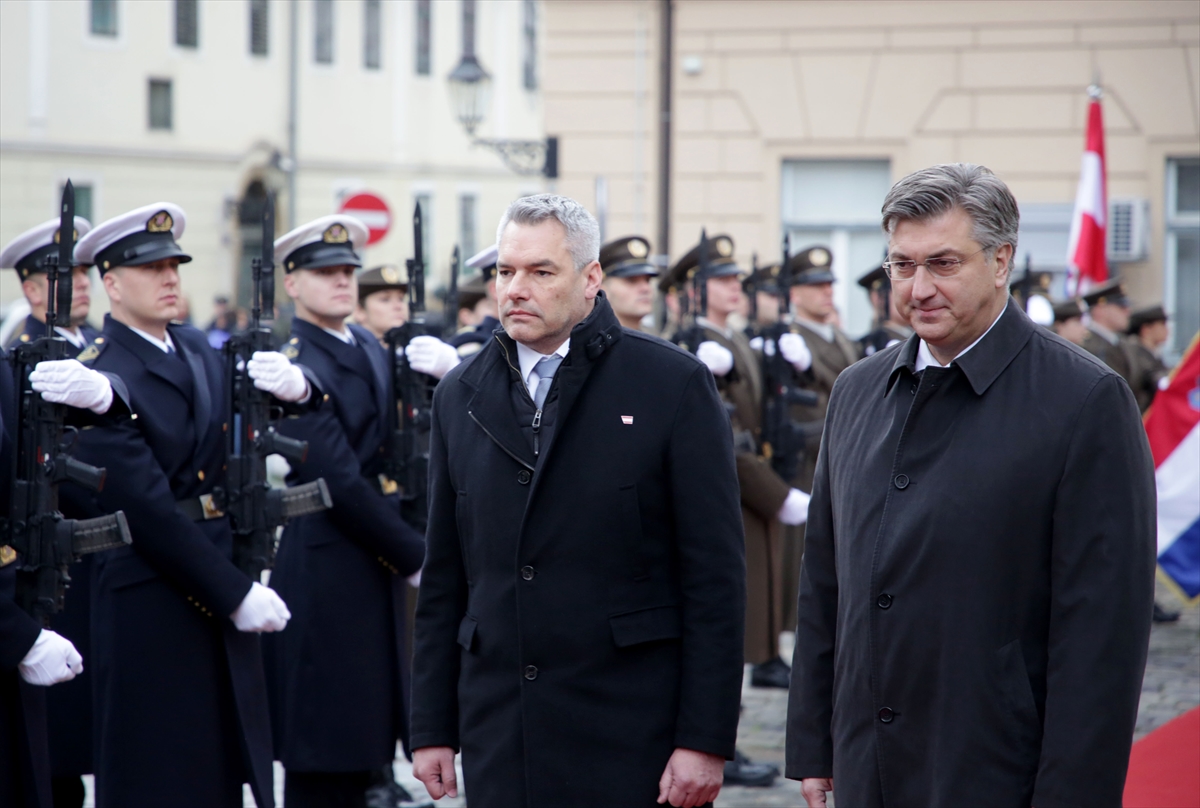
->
[354,265,410,342]
[666,234,810,786]
[856,263,912,357]
[781,246,861,630]
[1126,304,1170,413]
[1080,278,1136,387]
[2,217,99,353]
[1052,299,1088,345]
[266,216,427,808]
[599,235,658,331]
[743,263,784,339]
[1010,264,1057,327]
[448,244,501,358]
[68,202,316,808]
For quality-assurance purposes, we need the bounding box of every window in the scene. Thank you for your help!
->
[175,0,198,48]
[314,0,334,64]
[60,183,94,224]
[1165,158,1200,359]
[249,0,269,56]
[91,0,117,37]
[364,0,381,69]
[781,160,893,337]
[461,0,477,57]
[414,193,433,260]
[459,194,477,260]
[522,0,537,90]
[148,79,173,130]
[415,0,431,75]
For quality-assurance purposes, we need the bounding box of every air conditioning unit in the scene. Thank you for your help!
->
[1107,198,1149,263]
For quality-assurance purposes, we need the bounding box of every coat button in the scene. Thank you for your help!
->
[524,665,538,681]
[877,593,893,609]
[521,566,536,581]
[894,473,909,489]
[878,707,894,723]
[517,470,531,485]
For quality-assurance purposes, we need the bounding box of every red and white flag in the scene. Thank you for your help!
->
[1066,88,1108,295]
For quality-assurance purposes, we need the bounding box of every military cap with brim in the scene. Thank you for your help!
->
[1127,304,1167,334]
[466,243,498,281]
[1052,299,1084,322]
[75,203,191,274]
[787,246,835,285]
[745,263,782,295]
[357,264,409,303]
[274,215,368,272]
[600,236,658,278]
[1080,278,1129,308]
[857,264,888,292]
[1,216,93,279]
[660,233,739,292]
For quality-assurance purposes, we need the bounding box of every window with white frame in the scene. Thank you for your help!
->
[175,0,198,48]
[249,0,269,56]
[522,0,537,90]
[459,194,478,260]
[364,0,381,69]
[415,0,431,75]
[148,79,173,130]
[314,0,334,64]
[91,0,117,37]
[1165,157,1200,360]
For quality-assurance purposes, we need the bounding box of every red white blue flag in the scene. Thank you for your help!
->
[1145,335,1200,602]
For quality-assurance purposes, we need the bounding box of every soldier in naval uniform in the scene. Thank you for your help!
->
[3,216,110,808]
[265,216,427,808]
[781,246,861,631]
[69,202,315,808]
[448,244,501,358]
[856,263,912,357]
[666,233,811,786]
[599,236,658,332]
[1080,278,1136,387]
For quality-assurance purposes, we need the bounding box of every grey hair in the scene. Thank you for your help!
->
[496,194,601,271]
[881,163,1019,276]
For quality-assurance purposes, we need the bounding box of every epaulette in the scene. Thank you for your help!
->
[281,336,301,360]
[456,341,483,358]
[77,335,109,365]
[0,545,16,567]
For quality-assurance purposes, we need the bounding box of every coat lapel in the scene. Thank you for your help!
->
[172,327,214,450]
[460,337,537,471]
[349,324,391,427]
[104,317,194,402]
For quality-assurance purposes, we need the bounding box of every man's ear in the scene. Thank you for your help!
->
[283,271,299,300]
[582,260,604,301]
[102,269,120,304]
[21,277,46,308]
[993,243,1014,288]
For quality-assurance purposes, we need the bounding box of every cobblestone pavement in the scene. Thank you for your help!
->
[79,584,1195,807]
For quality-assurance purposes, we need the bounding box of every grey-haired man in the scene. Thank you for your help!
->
[411,195,746,807]
[786,164,1156,808]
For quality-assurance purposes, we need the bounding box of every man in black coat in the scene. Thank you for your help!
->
[411,195,746,808]
[786,164,1156,808]
[68,202,317,808]
[265,215,427,808]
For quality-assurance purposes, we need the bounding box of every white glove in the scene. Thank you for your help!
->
[405,335,460,380]
[231,582,292,632]
[407,569,422,588]
[749,336,764,351]
[19,629,83,686]
[777,488,811,526]
[779,332,813,372]
[696,341,734,377]
[29,359,113,414]
[247,351,309,403]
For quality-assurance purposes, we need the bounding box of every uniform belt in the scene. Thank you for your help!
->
[176,492,226,521]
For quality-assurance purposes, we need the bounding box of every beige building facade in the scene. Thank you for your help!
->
[545,0,1200,351]
[1,0,548,329]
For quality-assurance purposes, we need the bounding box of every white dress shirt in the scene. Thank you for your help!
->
[515,338,571,399]
[915,305,1005,371]
[127,325,177,354]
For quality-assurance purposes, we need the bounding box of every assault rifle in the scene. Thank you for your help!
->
[673,229,711,355]
[224,193,331,580]
[443,245,460,340]
[383,204,435,531]
[759,233,818,482]
[5,181,131,623]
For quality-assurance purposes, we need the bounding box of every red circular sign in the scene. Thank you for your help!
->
[338,192,391,246]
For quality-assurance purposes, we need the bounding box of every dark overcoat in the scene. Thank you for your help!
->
[68,316,315,808]
[266,320,426,772]
[411,294,746,807]
[786,300,1157,808]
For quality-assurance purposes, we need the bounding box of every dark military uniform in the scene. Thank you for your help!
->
[264,218,426,807]
[5,318,99,354]
[783,247,861,630]
[1126,305,1170,413]
[1080,279,1137,387]
[855,264,912,357]
[449,244,501,358]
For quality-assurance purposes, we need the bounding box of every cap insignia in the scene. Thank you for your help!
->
[810,248,830,267]
[381,265,400,284]
[0,545,16,567]
[628,239,648,259]
[715,237,733,257]
[324,224,349,244]
[147,211,174,233]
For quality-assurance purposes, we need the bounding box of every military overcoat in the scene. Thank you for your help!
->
[411,295,746,807]
[786,300,1156,807]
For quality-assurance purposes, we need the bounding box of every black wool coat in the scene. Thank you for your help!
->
[411,294,746,807]
[266,320,426,773]
[786,299,1157,808]
[69,317,317,808]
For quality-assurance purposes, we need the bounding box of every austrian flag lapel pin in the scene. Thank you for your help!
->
[621,415,634,425]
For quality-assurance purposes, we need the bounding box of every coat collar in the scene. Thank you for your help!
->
[103,314,193,398]
[887,297,1034,397]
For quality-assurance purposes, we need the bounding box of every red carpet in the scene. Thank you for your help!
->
[1124,707,1200,808]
